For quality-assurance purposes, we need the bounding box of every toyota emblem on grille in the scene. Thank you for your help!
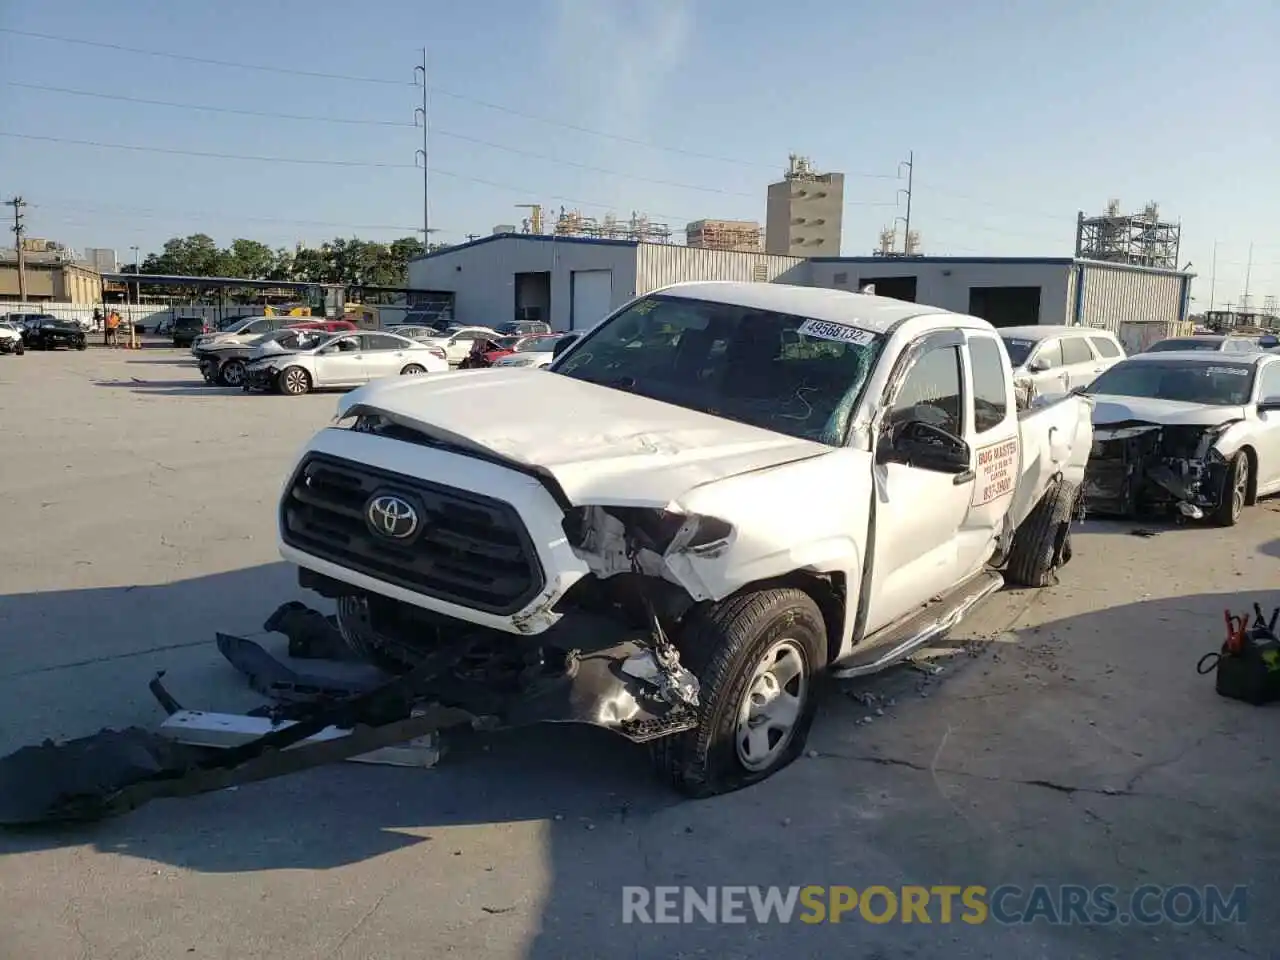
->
[366,494,419,540]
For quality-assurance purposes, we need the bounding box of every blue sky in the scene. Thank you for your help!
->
[1,0,1277,308]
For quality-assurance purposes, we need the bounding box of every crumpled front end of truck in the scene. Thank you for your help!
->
[1083,420,1237,519]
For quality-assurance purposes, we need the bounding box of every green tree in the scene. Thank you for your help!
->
[144,233,229,277]
[226,238,277,279]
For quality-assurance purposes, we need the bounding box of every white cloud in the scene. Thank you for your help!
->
[542,0,694,206]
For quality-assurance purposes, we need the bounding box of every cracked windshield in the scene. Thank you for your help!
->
[0,2,1274,959]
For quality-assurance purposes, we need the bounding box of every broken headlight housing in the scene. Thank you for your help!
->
[561,505,734,560]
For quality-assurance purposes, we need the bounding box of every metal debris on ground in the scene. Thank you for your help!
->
[0,626,481,826]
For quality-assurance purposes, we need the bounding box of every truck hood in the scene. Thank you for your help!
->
[336,369,832,508]
[1090,395,1246,427]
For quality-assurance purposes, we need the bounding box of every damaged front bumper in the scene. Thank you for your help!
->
[328,582,700,744]
[1083,421,1233,519]
[0,599,700,826]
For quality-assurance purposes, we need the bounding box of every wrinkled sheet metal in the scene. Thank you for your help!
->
[218,627,698,744]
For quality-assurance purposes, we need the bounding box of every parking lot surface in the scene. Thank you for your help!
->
[1,348,1277,959]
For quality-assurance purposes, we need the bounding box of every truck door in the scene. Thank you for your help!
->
[864,333,977,633]
[956,332,1020,575]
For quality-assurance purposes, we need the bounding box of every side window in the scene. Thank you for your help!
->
[335,336,360,353]
[889,345,964,437]
[451,330,480,342]
[1259,364,1280,400]
[1061,336,1094,365]
[1034,340,1063,369]
[362,334,401,351]
[1088,335,1121,359]
[969,337,1010,433]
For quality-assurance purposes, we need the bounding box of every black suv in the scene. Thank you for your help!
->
[172,316,209,348]
[23,316,87,351]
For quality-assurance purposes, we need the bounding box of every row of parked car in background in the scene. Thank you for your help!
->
[186,311,570,393]
[0,312,88,353]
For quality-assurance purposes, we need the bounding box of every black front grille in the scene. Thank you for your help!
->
[281,453,545,615]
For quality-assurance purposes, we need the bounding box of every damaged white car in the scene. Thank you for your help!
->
[1082,350,1280,524]
[277,282,1094,796]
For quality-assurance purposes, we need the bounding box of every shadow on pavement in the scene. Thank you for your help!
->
[1,566,1276,958]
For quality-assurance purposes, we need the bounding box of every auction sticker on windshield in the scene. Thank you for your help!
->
[974,438,1019,506]
[797,318,876,346]
[1207,366,1250,376]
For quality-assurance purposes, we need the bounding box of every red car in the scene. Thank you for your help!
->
[461,333,559,369]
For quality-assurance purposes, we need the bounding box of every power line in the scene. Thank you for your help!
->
[0,131,419,168]
[1,130,900,208]
[4,81,416,127]
[426,85,897,178]
[30,197,429,233]
[1,26,895,179]
[0,27,412,85]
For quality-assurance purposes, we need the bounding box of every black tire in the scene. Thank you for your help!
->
[1005,478,1079,587]
[400,363,426,376]
[652,588,826,798]
[12,343,22,356]
[75,340,87,351]
[218,359,247,387]
[1211,452,1249,527]
[278,365,311,396]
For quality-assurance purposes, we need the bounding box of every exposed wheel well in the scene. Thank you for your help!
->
[1240,445,1259,505]
[723,571,847,666]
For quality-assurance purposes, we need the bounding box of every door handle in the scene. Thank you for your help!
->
[953,469,975,485]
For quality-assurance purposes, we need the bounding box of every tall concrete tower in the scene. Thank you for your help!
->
[765,155,844,257]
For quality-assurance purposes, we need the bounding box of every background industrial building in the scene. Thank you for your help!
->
[765,155,844,257]
[409,232,1193,352]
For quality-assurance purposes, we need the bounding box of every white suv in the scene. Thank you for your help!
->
[1000,326,1125,402]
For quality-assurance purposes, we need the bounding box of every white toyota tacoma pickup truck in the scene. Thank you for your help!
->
[277,282,1093,796]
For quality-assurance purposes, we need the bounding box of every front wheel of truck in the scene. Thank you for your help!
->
[653,588,826,798]
[1005,478,1080,588]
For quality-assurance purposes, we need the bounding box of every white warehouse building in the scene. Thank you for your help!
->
[408,235,1193,349]
[408,234,806,332]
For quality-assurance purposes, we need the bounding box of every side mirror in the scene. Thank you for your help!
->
[1258,398,1280,414]
[878,421,972,474]
[552,333,580,360]
[1027,357,1050,373]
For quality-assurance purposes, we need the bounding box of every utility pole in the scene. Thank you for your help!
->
[1209,240,1217,312]
[1243,241,1254,314]
[6,196,28,302]
[413,49,430,249]
[897,151,914,255]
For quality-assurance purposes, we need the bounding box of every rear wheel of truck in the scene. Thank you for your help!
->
[1005,478,1079,587]
[652,588,825,798]
[1211,452,1249,527]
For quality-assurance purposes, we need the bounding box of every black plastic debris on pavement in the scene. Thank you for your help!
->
[0,604,475,827]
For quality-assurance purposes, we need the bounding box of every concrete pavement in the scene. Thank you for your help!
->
[0,349,1276,959]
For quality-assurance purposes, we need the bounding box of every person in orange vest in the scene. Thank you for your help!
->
[105,310,121,346]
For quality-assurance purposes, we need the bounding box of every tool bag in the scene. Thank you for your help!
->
[1198,604,1280,705]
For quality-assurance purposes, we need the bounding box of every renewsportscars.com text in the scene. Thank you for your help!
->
[621,884,1248,926]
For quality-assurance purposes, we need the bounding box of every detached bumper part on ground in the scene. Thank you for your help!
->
[0,598,702,825]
